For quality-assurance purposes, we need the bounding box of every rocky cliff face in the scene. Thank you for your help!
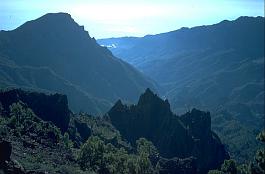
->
[180,109,229,172]
[108,89,229,172]
[0,89,70,132]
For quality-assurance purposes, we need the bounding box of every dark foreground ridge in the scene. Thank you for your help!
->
[108,88,229,172]
[5,88,263,174]
[0,88,264,173]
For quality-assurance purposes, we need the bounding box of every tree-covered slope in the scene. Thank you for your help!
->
[0,13,157,115]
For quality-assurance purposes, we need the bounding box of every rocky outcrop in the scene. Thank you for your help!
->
[0,89,70,132]
[0,140,26,174]
[108,88,229,172]
[0,140,12,164]
[180,109,229,172]
[74,119,92,142]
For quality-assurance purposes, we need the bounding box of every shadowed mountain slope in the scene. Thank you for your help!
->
[0,13,157,114]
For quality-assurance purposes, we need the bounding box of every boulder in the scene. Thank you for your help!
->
[0,140,12,163]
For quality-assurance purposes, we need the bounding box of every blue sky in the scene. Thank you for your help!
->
[0,0,264,39]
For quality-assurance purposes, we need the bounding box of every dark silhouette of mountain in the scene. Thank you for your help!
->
[98,16,264,162]
[0,13,157,114]
[108,89,229,172]
[0,88,230,173]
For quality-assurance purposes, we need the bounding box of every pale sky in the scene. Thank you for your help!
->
[0,0,264,39]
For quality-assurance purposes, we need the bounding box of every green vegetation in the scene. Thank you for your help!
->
[254,131,265,173]
[0,101,81,173]
[78,136,156,174]
[212,110,261,163]
[0,98,157,173]
[8,102,61,143]
[208,130,265,174]
[63,132,74,148]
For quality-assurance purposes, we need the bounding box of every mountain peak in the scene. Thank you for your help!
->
[0,13,157,114]
[36,12,76,26]
[15,12,86,36]
[42,12,72,19]
[112,99,124,110]
[143,88,155,97]
[137,88,170,111]
[138,88,157,103]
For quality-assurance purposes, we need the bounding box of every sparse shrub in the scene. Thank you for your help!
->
[7,102,62,143]
[8,115,17,128]
[221,159,237,174]
[78,136,105,171]
[250,130,265,174]
[63,132,73,148]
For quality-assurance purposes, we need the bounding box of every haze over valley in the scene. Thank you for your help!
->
[0,1,264,174]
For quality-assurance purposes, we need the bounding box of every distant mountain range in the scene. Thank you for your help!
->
[0,13,157,114]
[98,16,265,162]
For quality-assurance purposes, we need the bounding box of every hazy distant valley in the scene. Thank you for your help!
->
[0,13,264,174]
[98,16,264,163]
